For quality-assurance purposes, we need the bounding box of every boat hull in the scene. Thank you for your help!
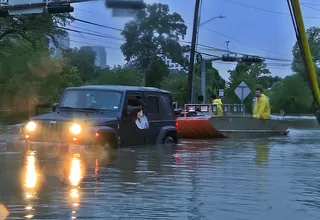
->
[177,116,289,139]
[176,117,224,139]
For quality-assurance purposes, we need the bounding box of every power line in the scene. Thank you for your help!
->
[68,13,294,62]
[214,61,292,69]
[221,0,320,19]
[69,39,124,50]
[300,2,320,7]
[68,24,124,41]
[68,33,123,46]
[1,16,293,63]
[66,21,292,62]
[70,16,123,32]
[201,26,288,56]
[57,26,123,41]
[301,3,320,11]
[197,46,292,62]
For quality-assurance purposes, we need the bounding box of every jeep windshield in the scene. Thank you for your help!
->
[59,89,122,111]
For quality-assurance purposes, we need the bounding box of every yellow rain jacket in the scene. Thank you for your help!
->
[253,94,270,119]
[212,99,223,116]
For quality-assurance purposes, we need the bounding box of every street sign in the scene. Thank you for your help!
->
[234,81,251,103]
[218,89,224,97]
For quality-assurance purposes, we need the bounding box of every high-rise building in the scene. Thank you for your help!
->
[58,34,70,49]
[161,53,190,72]
[49,33,70,58]
[83,46,107,68]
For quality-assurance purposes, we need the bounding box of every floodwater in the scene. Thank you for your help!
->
[0,117,320,219]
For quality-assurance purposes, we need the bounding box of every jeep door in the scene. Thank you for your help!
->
[144,93,162,145]
[119,92,147,146]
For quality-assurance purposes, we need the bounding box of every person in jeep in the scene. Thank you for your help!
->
[135,104,149,129]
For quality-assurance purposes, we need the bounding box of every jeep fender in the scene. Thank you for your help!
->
[156,126,178,144]
[92,126,118,148]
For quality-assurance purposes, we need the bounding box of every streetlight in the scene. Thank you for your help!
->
[199,15,225,27]
[191,14,225,103]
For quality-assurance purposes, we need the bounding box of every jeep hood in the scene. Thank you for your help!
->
[29,112,118,125]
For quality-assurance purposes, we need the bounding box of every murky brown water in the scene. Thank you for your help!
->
[0,119,320,219]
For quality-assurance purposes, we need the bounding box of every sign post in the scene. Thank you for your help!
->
[218,89,224,97]
[234,81,251,114]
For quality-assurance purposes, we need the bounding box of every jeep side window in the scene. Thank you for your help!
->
[159,94,174,120]
[127,95,143,107]
[124,93,144,117]
[146,96,159,115]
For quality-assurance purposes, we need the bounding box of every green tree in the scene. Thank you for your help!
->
[195,62,225,102]
[224,62,271,112]
[269,74,312,114]
[160,71,190,106]
[145,58,170,87]
[90,67,141,86]
[0,13,71,49]
[63,47,97,82]
[258,76,281,89]
[0,40,80,109]
[39,65,83,104]
[292,26,320,77]
[120,3,188,85]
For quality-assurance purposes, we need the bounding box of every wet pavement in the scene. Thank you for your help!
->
[0,118,320,219]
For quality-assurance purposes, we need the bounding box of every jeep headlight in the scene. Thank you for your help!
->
[25,121,36,132]
[69,123,81,135]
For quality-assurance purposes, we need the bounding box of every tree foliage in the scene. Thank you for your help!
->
[0,2,315,125]
[161,63,226,105]
[120,3,188,85]
[90,66,141,86]
[292,27,320,77]
[0,13,71,49]
[269,74,312,113]
[63,47,97,82]
[223,62,272,112]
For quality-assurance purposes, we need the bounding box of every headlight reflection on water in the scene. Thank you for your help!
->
[68,154,84,219]
[69,154,83,187]
[24,151,39,198]
[23,151,39,219]
[25,152,37,189]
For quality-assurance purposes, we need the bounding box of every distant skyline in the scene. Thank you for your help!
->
[68,0,320,80]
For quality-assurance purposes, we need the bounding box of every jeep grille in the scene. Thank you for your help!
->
[33,121,66,142]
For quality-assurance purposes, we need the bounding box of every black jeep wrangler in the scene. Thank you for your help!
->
[21,85,179,151]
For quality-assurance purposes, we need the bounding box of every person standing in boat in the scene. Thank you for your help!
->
[253,88,270,119]
[211,94,223,116]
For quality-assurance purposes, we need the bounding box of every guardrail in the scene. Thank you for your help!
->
[182,104,246,117]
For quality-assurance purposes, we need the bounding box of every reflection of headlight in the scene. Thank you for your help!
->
[69,124,81,135]
[25,121,36,132]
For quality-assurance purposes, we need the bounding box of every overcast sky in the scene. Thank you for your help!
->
[69,0,320,80]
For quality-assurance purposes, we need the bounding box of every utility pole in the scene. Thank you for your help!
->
[187,0,201,104]
[225,41,230,55]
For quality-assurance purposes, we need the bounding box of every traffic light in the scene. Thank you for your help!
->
[221,55,237,62]
[105,0,146,9]
[47,4,74,14]
[240,56,263,63]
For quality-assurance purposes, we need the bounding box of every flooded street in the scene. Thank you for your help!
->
[1,118,320,219]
